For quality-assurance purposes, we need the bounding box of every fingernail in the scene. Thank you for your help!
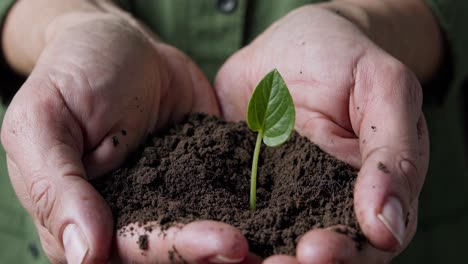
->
[63,224,89,264]
[209,255,244,263]
[377,196,405,246]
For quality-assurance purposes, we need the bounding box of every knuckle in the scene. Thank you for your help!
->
[0,116,12,149]
[396,152,423,202]
[379,59,423,106]
[47,66,97,119]
[369,147,424,202]
[385,59,408,76]
[0,105,24,149]
[1,98,55,153]
[380,58,409,81]
[1,87,58,150]
[29,174,56,228]
[36,225,66,264]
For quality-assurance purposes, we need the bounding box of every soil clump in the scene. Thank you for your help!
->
[93,113,364,257]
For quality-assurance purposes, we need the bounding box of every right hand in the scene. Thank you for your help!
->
[1,13,252,263]
[215,4,432,263]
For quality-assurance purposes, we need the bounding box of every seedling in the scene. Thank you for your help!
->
[247,69,295,210]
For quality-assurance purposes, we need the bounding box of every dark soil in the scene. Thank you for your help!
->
[137,234,148,250]
[93,113,364,257]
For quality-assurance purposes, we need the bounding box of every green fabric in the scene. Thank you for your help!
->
[133,0,248,80]
[0,0,15,33]
[425,0,468,94]
[0,0,15,28]
[395,1,468,262]
[0,0,16,66]
[0,104,49,263]
[117,0,322,80]
[1,1,50,262]
[0,0,15,14]
[0,0,468,263]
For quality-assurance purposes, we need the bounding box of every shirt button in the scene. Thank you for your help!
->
[28,242,40,259]
[216,0,238,14]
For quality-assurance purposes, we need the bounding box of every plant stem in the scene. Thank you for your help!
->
[250,130,263,210]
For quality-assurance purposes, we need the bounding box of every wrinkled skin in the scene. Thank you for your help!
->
[1,5,428,264]
[216,6,429,264]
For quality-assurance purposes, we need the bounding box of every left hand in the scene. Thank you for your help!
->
[215,5,430,263]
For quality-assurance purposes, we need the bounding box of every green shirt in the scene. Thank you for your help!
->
[0,0,467,263]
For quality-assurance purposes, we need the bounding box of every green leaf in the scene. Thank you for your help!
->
[247,69,295,147]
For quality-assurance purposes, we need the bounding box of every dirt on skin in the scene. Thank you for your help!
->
[92,113,364,257]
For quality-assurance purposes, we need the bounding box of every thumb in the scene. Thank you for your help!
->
[351,57,429,251]
[1,81,113,263]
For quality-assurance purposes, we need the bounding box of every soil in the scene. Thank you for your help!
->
[92,113,364,257]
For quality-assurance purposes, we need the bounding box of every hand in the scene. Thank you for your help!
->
[215,5,432,263]
[0,8,253,263]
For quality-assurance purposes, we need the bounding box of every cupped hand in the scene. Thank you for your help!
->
[0,13,252,263]
[215,5,429,263]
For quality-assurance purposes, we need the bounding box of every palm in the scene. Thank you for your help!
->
[216,6,428,264]
[216,7,374,168]
[3,6,428,263]
[40,20,218,178]
[3,18,219,263]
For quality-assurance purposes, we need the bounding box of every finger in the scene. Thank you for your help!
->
[241,253,263,264]
[6,156,66,264]
[296,228,391,264]
[296,229,359,263]
[263,255,299,264]
[214,46,254,122]
[82,128,137,179]
[1,82,113,263]
[215,50,362,168]
[290,85,362,168]
[351,56,429,251]
[114,220,249,263]
[158,43,220,117]
[83,44,220,179]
